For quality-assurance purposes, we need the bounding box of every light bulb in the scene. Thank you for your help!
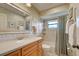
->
[26,3,32,7]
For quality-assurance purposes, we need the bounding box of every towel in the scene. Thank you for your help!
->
[65,19,70,34]
[69,23,76,46]
[65,17,75,34]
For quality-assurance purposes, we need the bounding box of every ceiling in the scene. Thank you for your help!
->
[32,3,65,12]
[41,10,68,20]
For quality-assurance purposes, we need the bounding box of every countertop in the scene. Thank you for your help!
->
[0,37,42,56]
[0,31,29,34]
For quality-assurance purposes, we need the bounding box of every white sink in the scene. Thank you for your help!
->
[16,40,24,44]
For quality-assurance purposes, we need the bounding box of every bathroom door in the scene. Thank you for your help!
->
[68,4,79,56]
[75,8,79,56]
[69,5,79,56]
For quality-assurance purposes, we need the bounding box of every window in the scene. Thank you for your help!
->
[48,20,58,29]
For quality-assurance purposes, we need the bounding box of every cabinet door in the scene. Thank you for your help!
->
[37,40,43,56]
[27,47,38,56]
[6,49,21,56]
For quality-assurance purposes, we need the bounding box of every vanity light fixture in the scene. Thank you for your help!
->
[26,3,32,7]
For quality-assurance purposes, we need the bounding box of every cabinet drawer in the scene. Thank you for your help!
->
[24,45,38,56]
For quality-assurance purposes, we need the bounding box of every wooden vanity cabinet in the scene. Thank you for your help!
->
[6,40,43,56]
[24,45,38,56]
[22,41,38,56]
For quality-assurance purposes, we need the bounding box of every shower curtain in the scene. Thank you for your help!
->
[55,15,67,56]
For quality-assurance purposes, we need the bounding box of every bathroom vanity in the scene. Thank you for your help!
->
[0,37,43,56]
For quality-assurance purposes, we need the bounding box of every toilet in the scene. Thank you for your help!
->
[42,44,51,49]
